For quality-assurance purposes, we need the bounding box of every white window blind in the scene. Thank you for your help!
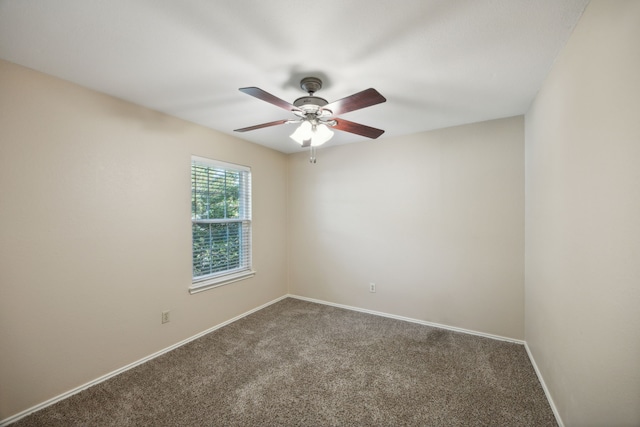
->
[190,157,253,293]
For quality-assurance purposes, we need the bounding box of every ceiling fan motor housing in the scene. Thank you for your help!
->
[294,77,329,115]
[293,95,329,114]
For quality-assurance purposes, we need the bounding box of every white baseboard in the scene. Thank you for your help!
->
[0,295,289,427]
[524,342,564,427]
[288,294,525,344]
[3,294,561,426]
[289,295,566,424]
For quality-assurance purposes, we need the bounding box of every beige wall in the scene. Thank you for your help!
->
[0,59,288,419]
[288,117,525,340]
[525,1,640,425]
[4,2,638,422]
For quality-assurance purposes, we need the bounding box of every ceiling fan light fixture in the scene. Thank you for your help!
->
[235,78,386,149]
[289,121,334,147]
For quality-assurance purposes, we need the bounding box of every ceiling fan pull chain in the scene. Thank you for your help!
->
[309,146,317,164]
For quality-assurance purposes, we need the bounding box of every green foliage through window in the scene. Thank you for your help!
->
[191,159,251,280]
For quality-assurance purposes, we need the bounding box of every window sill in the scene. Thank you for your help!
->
[189,270,256,294]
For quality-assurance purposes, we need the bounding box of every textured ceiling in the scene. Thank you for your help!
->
[0,0,589,153]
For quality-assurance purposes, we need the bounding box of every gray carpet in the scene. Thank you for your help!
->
[13,298,557,426]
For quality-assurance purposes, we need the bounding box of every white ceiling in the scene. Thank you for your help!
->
[0,0,589,153]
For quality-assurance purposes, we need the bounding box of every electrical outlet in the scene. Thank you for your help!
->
[161,311,170,324]
[369,282,376,293]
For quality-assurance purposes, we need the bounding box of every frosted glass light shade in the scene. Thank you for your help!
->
[311,123,334,146]
[290,121,334,147]
[289,121,312,144]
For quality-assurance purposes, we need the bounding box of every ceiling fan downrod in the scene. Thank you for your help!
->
[300,77,322,95]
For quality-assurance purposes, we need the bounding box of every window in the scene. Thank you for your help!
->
[190,156,253,294]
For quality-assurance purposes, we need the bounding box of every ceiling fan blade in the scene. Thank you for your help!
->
[239,87,301,112]
[333,118,385,139]
[323,88,386,116]
[234,119,289,132]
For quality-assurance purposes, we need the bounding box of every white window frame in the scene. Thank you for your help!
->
[190,156,254,294]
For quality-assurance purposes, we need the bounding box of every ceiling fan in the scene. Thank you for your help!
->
[234,77,387,151]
